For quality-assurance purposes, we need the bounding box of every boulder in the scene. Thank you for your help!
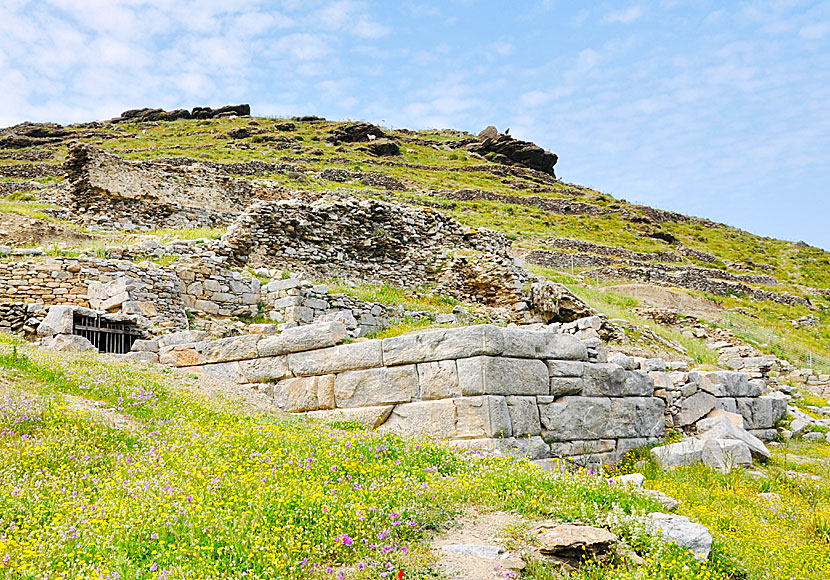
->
[469,134,558,176]
[696,415,771,461]
[675,391,716,426]
[36,305,75,336]
[647,513,712,561]
[651,438,752,472]
[41,334,96,353]
[535,522,618,567]
[365,138,400,156]
[477,126,499,140]
[327,122,386,143]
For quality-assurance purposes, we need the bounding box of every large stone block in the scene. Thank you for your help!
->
[159,334,260,366]
[272,375,335,412]
[381,325,504,366]
[735,395,788,429]
[539,396,665,441]
[306,405,393,429]
[690,371,761,398]
[257,321,348,356]
[457,356,549,396]
[288,340,382,376]
[451,436,549,459]
[379,400,457,439]
[238,356,290,383]
[696,415,770,461]
[36,305,74,336]
[549,439,616,457]
[501,329,587,360]
[417,360,460,400]
[549,377,584,396]
[582,364,653,397]
[187,361,244,383]
[454,396,512,438]
[334,365,418,408]
[545,360,585,377]
[505,395,541,436]
[675,391,716,426]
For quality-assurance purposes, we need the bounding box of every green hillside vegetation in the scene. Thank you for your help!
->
[1,114,829,372]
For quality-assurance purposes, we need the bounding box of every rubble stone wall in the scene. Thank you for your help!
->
[155,323,785,463]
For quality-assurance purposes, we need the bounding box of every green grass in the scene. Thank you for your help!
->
[0,335,746,580]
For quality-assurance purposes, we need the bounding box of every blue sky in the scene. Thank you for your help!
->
[1,0,829,249]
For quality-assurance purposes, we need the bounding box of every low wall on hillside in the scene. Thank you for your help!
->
[155,323,786,464]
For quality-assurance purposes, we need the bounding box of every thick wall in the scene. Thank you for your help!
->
[155,323,788,464]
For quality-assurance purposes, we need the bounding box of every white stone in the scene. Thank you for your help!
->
[382,324,504,365]
[417,360,460,399]
[696,415,771,461]
[457,356,549,396]
[334,366,418,408]
[647,513,712,561]
[36,305,75,336]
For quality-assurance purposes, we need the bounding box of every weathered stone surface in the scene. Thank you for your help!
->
[417,360,461,400]
[164,334,261,366]
[691,371,760,397]
[545,360,585,377]
[706,408,744,427]
[652,436,752,472]
[501,329,586,360]
[454,396,512,438]
[380,400,457,438]
[582,364,653,397]
[238,356,290,383]
[122,351,159,364]
[735,395,787,429]
[288,340,382,376]
[41,333,96,352]
[257,321,347,356]
[539,396,665,441]
[382,325,504,365]
[696,415,771,461]
[306,405,393,429]
[273,375,335,412]
[647,513,712,561]
[130,339,159,353]
[188,361,244,383]
[675,391,716,426]
[440,544,504,559]
[505,395,541,436]
[549,439,616,457]
[457,356,549,396]
[614,473,646,487]
[608,352,637,370]
[452,436,549,459]
[549,377,584,396]
[158,330,208,347]
[536,522,618,567]
[37,305,74,336]
[334,365,418,408]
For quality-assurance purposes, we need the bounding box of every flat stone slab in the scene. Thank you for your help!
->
[382,325,504,365]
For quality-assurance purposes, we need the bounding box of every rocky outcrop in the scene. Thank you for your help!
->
[0,122,72,149]
[111,104,250,123]
[469,133,558,176]
[327,122,386,144]
[440,189,607,216]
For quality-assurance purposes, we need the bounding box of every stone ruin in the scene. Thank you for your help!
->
[152,322,786,466]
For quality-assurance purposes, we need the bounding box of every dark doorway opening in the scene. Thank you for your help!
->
[73,313,142,354]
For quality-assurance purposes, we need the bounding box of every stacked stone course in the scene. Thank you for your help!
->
[155,323,785,464]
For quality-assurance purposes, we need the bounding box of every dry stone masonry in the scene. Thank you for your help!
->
[154,322,785,465]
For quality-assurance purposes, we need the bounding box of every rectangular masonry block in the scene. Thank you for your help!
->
[379,399,457,439]
[453,395,512,439]
[272,374,336,412]
[582,364,654,397]
[257,321,348,357]
[334,365,418,408]
[505,395,541,437]
[501,329,588,360]
[382,324,504,366]
[288,340,382,376]
[539,396,665,441]
[457,356,549,396]
[417,360,461,400]
[546,360,585,378]
[238,356,291,383]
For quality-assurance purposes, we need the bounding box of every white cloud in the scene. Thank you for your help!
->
[603,5,643,24]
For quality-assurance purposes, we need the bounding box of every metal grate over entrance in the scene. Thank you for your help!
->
[73,314,142,354]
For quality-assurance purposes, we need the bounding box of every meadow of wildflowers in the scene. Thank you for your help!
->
[0,334,825,579]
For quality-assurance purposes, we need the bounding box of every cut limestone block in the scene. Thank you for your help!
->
[306,405,393,429]
[288,340,382,376]
[272,374,336,412]
[454,395,512,438]
[506,395,541,436]
[382,325,504,366]
[257,321,348,356]
[334,365,418,408]
[417,360,461,400]
[457,356,549,396]
[539,396,665,441]
[379,399,457,439]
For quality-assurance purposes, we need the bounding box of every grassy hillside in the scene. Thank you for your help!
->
[2,336,829,579]
[1,114,829,370]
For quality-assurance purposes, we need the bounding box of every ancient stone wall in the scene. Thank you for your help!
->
[220,197,511,287]
[154,323,785,464]
[62,144,288,231]
[0,258,186,329]
[0,302,29,333]
[174,258,260,318]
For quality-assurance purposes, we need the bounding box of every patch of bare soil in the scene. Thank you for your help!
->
[607,283,724,321]
[0,213,96,247]
[430,509,527,579]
